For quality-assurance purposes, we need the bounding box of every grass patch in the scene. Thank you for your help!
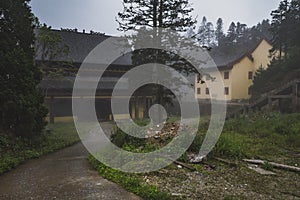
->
[89,155,171,200]
[110,112,300,162]
[97,113,300,199]
[45,116,75,123]
[213,132,248,159]
[0,122,79,174]
[189,112,300,161]
[86,113,300,199]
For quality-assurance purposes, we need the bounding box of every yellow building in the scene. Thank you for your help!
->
[195,38,274,101]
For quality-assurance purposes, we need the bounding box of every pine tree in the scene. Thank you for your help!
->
[244,20,271,43]
[235,22,247,43]
[259,19,272,38]
[117,0,197,120]
[197,16,207,46]
[186,27,196,38]
[117,0,195,32]
[226,22,237,44]
[0,0,47,136]
[285,0,300,52]
[117,0,196,66]
[271,0,300,62]
[270,0,290,59]
[251,0,300,100]
[204,22,215,47]
[215,18,225,46]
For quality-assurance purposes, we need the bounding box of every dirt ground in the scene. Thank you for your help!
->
[144,160,300,200]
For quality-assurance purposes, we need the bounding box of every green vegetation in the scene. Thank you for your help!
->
[251,0,300,99]
[0,0,48,136]
[212,132,248,160]
[90,113,299,199]
[262,161,274,171]
[0,122,79,174]
[192,112,300,162]
[110,113,300,162]
[117,0,198,109]
[89,156,171,200]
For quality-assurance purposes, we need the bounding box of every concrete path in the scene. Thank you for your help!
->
[0,124,141,200]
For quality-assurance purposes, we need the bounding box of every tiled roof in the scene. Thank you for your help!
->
[35,29,271,71]
[209,38,272,70]
[35,29,132,66]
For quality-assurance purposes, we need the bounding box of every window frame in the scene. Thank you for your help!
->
[248,71,253,80]
[206,88,210,95]
[197,88,201,95]
[224,71,230,80]
[224,87,229,95]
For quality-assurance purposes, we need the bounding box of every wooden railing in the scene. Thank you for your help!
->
[227,79,300,118]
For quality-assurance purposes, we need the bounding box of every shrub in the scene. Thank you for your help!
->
[111,127,146,148]
[213,132,248,160]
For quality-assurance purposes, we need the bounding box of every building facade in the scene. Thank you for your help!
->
[195,39,274,101]
[37,29,153,122]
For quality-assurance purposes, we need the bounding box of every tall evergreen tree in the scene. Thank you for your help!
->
[270,0,290,59]
[251,0,300,100]
[204,22,215,47]
[226,22,237,44]
[117,0,197,118]
[117,0,197,66]
[197,16,207,46]
[270,0,300,60]
[215,18,225,46]
[259,19,272,38]
[0,0,47,136]
[235,22,247,43]
[117,0,195,32]
[288,0,300,48]
[186,27,196,38]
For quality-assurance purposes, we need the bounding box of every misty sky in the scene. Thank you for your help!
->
[30,0,281,36]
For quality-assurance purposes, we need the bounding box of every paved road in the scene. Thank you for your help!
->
[0,124,141,200]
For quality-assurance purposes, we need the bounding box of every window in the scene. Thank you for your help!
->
[224,71,229,79]
[224,87,229,95]
[197,88,201,95]
[248,71,253,80]
[206,88,210,95]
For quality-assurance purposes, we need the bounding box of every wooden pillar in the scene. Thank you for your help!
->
[129,98,133,119]
[138,96,147,119]
[143,97,148,119]
[135,96,139,120]
[49,96,55,124]
[130,98,135,120]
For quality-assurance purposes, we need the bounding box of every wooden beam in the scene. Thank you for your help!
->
[243,159,300,172]
[269,95,294,99]
[135,96,139,120]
